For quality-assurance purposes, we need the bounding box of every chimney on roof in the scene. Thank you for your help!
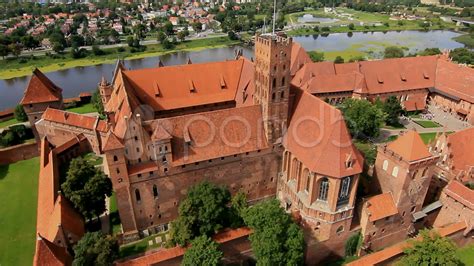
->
[63,112,69,120]
[423,71,430,79]
[400,73,407,82]
[187,58,192,64]
[154,82,161,97]
[189,80,196,93]
[220,75,226,89]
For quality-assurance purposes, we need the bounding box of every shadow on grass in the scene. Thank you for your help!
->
[0,164,9,180]
[119,242,148,258]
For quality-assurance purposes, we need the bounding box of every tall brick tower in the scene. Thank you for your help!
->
[98,76,113,106]
[253,33,292,143]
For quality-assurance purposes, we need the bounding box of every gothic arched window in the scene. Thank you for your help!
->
[135,189,141,202]
[153,185,158,199]
[339,176,351,200]
[392,166,399,177]
[113,155,118,162]
[318,178,329,201]
[383,160,389,171]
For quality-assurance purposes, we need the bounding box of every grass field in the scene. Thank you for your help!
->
[0,36,240,79]
[119,231,169,258]
[414,120,441,128]
[0,118,19,129]
[453,34,474,48]
[65,103,96,114]
[456,243,474,265]
[0,157,40,266]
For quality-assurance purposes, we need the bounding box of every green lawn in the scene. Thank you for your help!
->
[456,243,474,265]
[65,103,96,114]
[419,132,438,144]
[83,152,103,166]
[453,34,474,48]
[0,118,19,129]
[119,232,169,258]
[414,120,441,128]
[109,192,122,235]
[0,157,40,266]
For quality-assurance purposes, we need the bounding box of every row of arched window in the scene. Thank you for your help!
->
[135,185,159,202]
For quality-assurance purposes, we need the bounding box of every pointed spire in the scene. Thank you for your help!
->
[157,59,164,67]
[187,57,193,64]
[272,0,277,35]
[99,76,108,86]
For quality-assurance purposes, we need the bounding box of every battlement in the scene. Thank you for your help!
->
[255,33,292,47]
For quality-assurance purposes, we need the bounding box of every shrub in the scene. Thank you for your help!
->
[14,104,28,122]
[345,232,361,256]
[117,47,125,53]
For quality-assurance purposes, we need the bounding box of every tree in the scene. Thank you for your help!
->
[181,236,223,266]
[243,199,304,265]
[61,157,113,219]
[228,191,247,228]
[91,89,105,119]
[340,99,385,139]
[0,44,9,59]
[73,231,119,266]
[383,96,403,126]
[52,42,65,54]
[309,51,324,62]
[227,31,238,40]
[157,31,166,43]
[177,31,186,42]
[192,22,203,32]
[92,45,105,56]
[162,38,174,50]
[14,104,27,122]
[8,43,22,57]
[401,230,461,266]
[345,233,361,257]
[384,46,404,59]
[348,23,355,30]
[334,56,345,64]
[419,47,441,56]
[164,22,174,35]
[170,182,231,246]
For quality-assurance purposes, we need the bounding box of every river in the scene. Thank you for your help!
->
[0,30,465,110]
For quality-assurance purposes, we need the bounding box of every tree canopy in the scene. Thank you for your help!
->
[73,231,119,266]
[91,89,105,119]
[181,236,223,266]
[340,99,385,139]
[243,199,304,266]
[384,46,405,59]
[170,182,231,246]
[61,157,113,219]
[14,104,28,122]
[401,229,461,266]
[382,96,403,127]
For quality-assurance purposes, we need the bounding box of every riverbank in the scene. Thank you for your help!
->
[453,34,474,48]
[0,36,240,80]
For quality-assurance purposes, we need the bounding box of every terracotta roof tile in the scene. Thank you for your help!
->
[21,69,62,105]
[435,59,474,103]
[290,43,312,76]
[128,161,158,176]
[387,130,432,162]
[42,108,98,131]
[148,105,268,166]
[284,89,363,178]
[33,236,72,266]
[102,132,124,152]
[365,193,398,222]
[444,180,474,210]
[445,128,474,178]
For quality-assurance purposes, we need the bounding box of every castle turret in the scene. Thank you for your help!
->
[98,76,113,105]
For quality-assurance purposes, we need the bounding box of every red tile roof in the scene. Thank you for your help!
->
[435,59,474,103]
[42,108,98,131]
[148,104,269,166]
[102,132,124,152]
[284,89,363,178]
[290,43,312,76]
[444,180,474,210]
[128,161,158,176]
[121,58,252,111]
[387,130,432,162]
[33,236,72,266]
[445,127,474,179]
[365,193,398,222]
[21,69,62,105]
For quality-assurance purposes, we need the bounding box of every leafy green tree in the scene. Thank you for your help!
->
[162,38,174,49]
[192,22,203,32]
[157,31,167,43]
[419,48,441,56]
[8,43,22,57]
[181,236,223,266]
[228,31,238,40]
[309,51,324,62]
[177,31,186,42]
[170,182,231,246]
[52,42,65,54]
[91,89,105,119]
[61,157,112,219]
[383,96,403,127]
[14,104,27,122]
[228,191,247,228]
[400,230,461,266]
[348,23,355,30]
[243,199,304,266]
[340,99,384,139]
[164,22,174,35]
[334,56,345,64]
[92,45,105,56]
[0,44,10,59]
[345,232,361,256]
[384,46,404,58]
[73,231,119,266]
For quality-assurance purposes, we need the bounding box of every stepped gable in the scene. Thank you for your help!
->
[33,236,72,266]
[148,104,268,166]
[284,89,363,178]
[21,68,63,105]
[386,130,432,162]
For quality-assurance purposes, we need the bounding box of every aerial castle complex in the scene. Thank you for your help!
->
[24,33,474,265]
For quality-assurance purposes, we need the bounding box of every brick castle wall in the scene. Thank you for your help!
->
[0,142,39,165]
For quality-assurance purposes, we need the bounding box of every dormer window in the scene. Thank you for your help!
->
[423,72,430,79]
[189,80,196,93]
[154,82,161,97]
[220,75,226,89]
[377,75,384,84]
[400,73,407,82]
